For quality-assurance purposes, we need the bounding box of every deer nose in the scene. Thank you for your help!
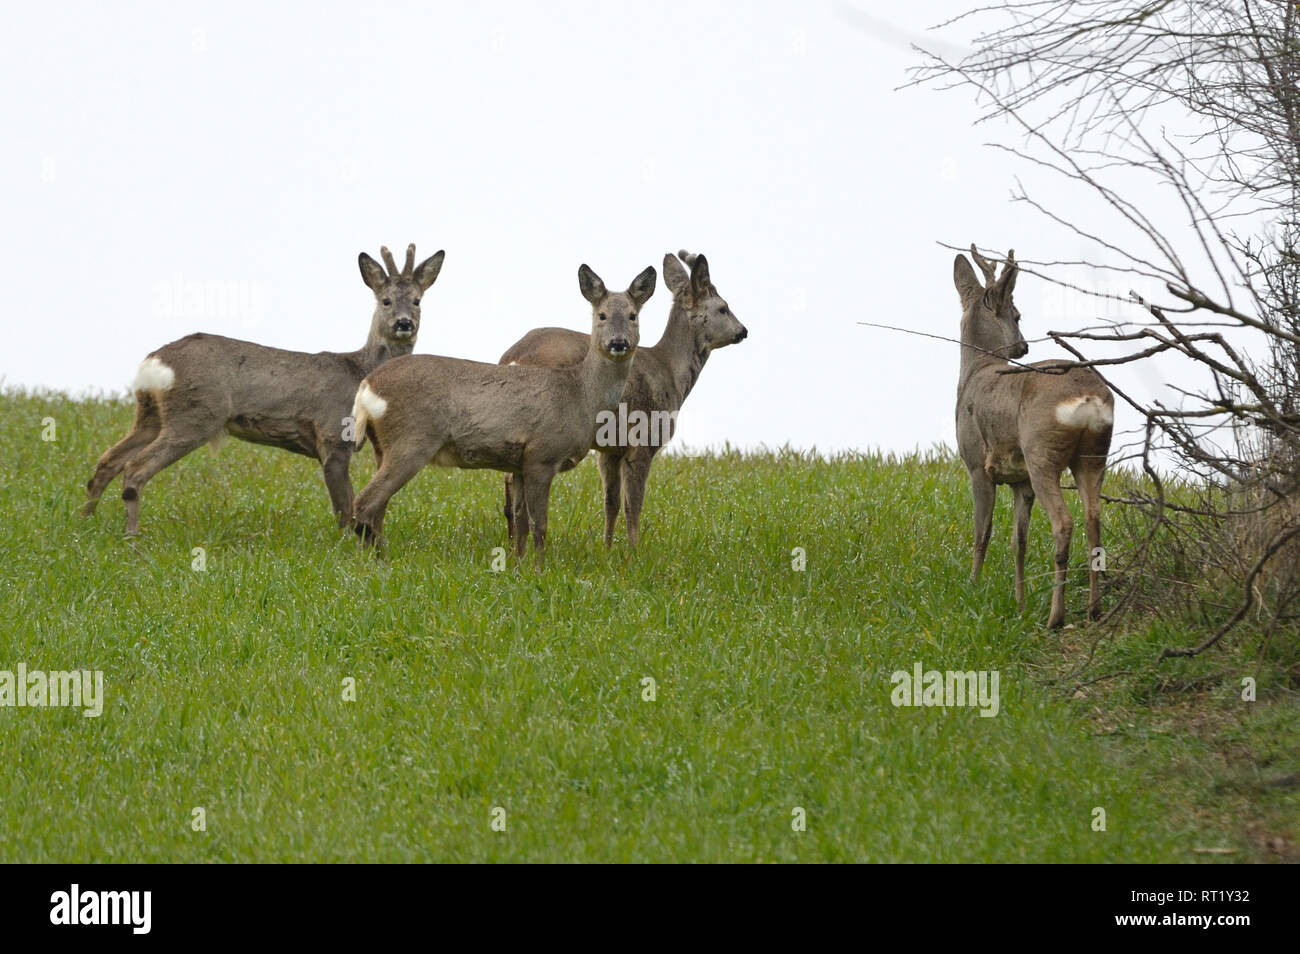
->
[394,318,415,335]
[608,337,632,357]
[734,326,748,343]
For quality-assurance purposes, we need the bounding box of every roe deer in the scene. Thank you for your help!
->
[83,244,444,534]
[954,245,1114,628]
[499,250,747,546]
[350,263,656,565]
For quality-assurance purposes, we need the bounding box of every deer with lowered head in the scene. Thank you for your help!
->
[350,262,655,566]
[82,244,445,535]
[498,250,747,546]
[954,245,1114,628]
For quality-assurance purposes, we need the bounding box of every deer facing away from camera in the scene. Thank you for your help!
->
[350,263,655,566]
[954,245,1114,628]
[499,250,747,546]
[82,244,444,534]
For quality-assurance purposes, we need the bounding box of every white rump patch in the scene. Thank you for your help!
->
[132,356,175,393]
[507,360,518,366]
[355,381,388,421]
[1055,395,1114,431]
[350,381,389,450]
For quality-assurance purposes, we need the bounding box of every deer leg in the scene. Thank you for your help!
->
[353,448,427,547]
[83,395,162,516]
[1073,460,1106,620]
[506,474,530,546]
[969,470,996,582]
[596,452,623,548]
[621,453,653,548]
[1027,465,1073,629]
[320,445,355,529]
[504,474,516,542]
[119,425,216,536]
[1011,481,1035,611]
[520,467,554,570]
[511,475,530,560]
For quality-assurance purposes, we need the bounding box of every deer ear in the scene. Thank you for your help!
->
[359,253,388,294]
[413,250,445,292]
[578,264,607,305]
[628,266,657,308]
[689,254,712,299]
[663,253,689,295]
[953,255,983,304]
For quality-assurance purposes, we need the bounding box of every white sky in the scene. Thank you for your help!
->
[1,0,1203,459]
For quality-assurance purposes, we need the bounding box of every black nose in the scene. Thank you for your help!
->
[735,326,748,343]
[608,338,631,354]
[394,318,414,333]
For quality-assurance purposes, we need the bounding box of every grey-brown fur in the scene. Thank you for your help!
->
[498,250,747,546]
[82,244,444,534]
[954,244,1114,628]
[350,263,655,566]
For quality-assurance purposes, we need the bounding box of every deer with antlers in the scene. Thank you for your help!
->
[82,243,444,535]
[349,262,656,566]
[954,245,1114,628]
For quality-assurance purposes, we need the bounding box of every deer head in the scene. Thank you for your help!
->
[578,264,655,362]
[954,245,1026,360]
[358,243,445,347]
[663,249,748,350]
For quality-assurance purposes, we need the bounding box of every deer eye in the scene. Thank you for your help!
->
[720,306,729,314]
[599,313,608,321]
[412,298,420,306]
[382,298,392,307]
[629,313,637,321]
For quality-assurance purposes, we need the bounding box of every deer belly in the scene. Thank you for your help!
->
[225,418,316,457]
[429,441,523,470]
[431,445,467,468]
[984,447,1029,484]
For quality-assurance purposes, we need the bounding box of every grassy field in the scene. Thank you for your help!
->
[1,390,1295,862]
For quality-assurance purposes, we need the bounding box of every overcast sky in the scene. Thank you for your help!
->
[2,0,1198,460]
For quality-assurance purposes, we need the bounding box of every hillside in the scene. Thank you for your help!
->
[1,391,1294,862]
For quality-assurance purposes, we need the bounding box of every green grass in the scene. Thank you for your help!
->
[1,390,1295,862]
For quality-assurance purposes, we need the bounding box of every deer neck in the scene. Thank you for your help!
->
[578,341,634,416]
[957,316,1009,398]
[354,333,414,377]
[654,300,710,403]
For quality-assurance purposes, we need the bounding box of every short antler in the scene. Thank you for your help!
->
[402,244,415,279]
[380,246,400,280]
[1001,248,1016,278]
[677,249,698,267]
[969,244,999,285]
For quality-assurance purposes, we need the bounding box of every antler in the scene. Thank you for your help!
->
[1001,248,1016,279]
[402,243,415,279]
[969,244,999,285]
[677,249,699,267]
[380,246,400,280]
